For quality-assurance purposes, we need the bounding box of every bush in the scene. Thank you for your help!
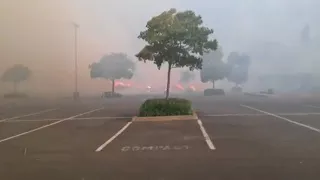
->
[267,88,274,94]
[102,91,123,98]
[3,93,28,99]
[204,88,225,96]
[139,98,193,117]
[260,88,274,95]
[231,86,242,93]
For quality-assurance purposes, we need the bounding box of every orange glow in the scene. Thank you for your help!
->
[189,85,196,91]
[175,84,185,91]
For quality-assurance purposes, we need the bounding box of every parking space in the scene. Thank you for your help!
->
[0,121,55,140]
[0,106,55,120]
[80,107,137,118]
[12,107,98,121]
[201,115,320,158]
[280,115,320,131]
[0,118,130,156]
[195,102,261,115]
[99,120,209,154]
[1,96,320,179]
[244,102,320,114]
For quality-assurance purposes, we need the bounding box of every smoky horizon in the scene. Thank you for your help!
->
[1,0,320,97]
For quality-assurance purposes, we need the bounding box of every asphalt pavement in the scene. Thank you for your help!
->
[0,94,320,180]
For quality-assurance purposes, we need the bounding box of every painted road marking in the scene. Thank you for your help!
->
[241,105,320,133]
[204,113,266,117]
[204,112,320,117]
[0,107,104,144]
[0,108,58,123]
[95,122,132,152]
[2,116,132,123]
[121,145,189,152]
[281,112,320,116]
[197,119,215,150]
[304,105,320,109]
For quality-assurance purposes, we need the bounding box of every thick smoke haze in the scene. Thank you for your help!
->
[1,0,319,96]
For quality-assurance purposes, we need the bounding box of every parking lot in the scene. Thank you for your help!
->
[1,95,320,180]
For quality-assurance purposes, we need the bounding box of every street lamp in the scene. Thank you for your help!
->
[72,22,80,100]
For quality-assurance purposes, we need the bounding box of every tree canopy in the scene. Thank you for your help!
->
[136,8,218,70]
[226,52,251,86]
[200,48,227,88]
[300,24,310,45]
[89,53,135,80]
[135,8,218,98]
[89,53,135,93]
[1,64,31,83]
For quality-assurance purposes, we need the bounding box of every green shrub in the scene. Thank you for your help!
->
[4,93,28,99]
[102,91,122,98]
[204,88,225,96]
[139,98,193,117]
[259,88,274,95]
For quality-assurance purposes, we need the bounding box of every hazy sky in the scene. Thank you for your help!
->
[1,0,319,95]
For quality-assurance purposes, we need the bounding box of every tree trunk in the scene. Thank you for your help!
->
[111,79,115,94]
[212,81,215,89]
[165,62,172,99]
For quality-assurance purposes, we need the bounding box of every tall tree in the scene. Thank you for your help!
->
[180,70,195,84]
[200,48,226,88]
[1,64,31,93]
[300,24,310,45]
[89,53,135,94]
[226,52,251,87]
[136,8,218,99]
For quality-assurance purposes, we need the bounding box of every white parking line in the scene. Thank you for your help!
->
[197,119,215,150]
[241,105,320,133]
[203,112,320,117]
[282,112,320,116]
[0,108,58,123]
[204,113,266,117]
[95,122,132,152]
[304,105,320,109]
[3,116,132,123]
[0,107,104,144]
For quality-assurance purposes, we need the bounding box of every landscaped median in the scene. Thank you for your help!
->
[132,98,198,122]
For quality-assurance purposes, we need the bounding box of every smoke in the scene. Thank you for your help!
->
[0,0,181,96]
[1,0,319,95]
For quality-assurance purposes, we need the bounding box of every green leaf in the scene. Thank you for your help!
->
[136,8,219,71]
[139,98,192,117]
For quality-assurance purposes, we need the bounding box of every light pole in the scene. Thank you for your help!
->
[72,22,80,100]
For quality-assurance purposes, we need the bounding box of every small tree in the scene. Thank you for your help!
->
[89,53,135,94]
[1,64,31,93]
[136,8,218,99]
[180,70,195,84]
[226,52,251,87]
[200,48,227,88]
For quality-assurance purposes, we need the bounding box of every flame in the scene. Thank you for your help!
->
[115,81,130,88]
[189,85,196,91]
[175,84,184,90]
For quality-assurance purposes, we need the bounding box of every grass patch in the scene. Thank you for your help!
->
[138,98,193,117]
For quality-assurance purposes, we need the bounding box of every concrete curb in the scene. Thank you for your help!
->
[132,111,198,122]
[244,92,269,98]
